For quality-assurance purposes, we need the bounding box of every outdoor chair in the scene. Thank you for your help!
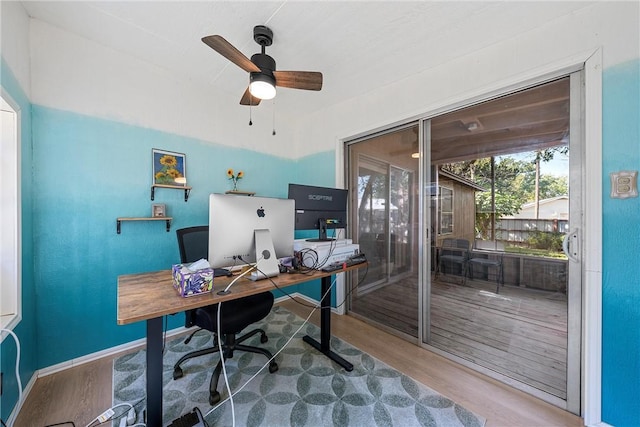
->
[436,238,470,285]
[468,240,504,293]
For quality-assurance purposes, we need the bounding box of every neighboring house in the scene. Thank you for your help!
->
[508,195,569,220]
[499,196,570,244]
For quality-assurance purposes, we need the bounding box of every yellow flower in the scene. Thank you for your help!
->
[166,168,182,178]
[160,155,177,167]
[227,168,234,178]
[236,171,244,179]
[155,172,166,179]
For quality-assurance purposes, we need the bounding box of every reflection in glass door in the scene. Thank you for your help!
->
[347,126,419,338]
[356,158,391,287]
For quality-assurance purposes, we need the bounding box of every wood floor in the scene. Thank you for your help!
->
[351,273,568,398]
[14,298,582,427]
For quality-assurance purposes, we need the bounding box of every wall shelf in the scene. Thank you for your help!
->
[117,217,173,234]
[151,184,191,202]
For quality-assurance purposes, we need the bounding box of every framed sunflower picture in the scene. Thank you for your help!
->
[152,149,187,187]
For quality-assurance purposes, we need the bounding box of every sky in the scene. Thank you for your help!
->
[504,151,570,178]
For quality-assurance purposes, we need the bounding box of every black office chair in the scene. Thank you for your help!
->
[173,226,278,405]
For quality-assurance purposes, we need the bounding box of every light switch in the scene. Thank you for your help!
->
[610,170,638,199]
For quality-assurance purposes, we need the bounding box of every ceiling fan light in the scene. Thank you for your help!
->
[249,73,276,100]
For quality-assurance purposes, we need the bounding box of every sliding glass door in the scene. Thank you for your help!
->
[422,75,582,411]
[346,73,583,413]
[347,125,420,338]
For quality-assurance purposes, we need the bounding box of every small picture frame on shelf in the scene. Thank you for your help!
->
[152,203,166,217]
[152,149,186,187]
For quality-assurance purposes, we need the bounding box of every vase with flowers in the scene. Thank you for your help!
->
[227,168,244,191]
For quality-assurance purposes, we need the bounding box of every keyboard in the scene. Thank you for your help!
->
[320,253,367,272]
[213,268,232,277]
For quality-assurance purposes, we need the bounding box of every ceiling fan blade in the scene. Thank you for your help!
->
[273,71,323,91]
[240,87,261,106]
[202,35,260,73]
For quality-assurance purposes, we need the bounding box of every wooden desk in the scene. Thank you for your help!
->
[117,265,363,426]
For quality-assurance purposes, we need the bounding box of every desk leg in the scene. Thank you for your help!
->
[146,317,163,427]
[303,275,354,371]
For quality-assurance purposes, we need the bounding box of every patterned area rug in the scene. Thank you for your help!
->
[113,306,485,427]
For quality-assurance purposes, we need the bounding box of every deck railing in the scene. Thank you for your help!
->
[468,251,568,294]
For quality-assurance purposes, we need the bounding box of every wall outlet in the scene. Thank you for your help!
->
[610,170,638,199]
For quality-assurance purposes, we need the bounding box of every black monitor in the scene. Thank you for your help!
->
[288,183,348,242]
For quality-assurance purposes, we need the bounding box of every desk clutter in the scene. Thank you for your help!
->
[172,258,214,297]
[320,252,367,272]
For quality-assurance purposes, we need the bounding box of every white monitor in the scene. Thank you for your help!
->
[208,193,295,279]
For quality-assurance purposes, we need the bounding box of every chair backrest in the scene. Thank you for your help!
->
[442,238,470,251]
[474,239,505,252]
[176,226,209,263]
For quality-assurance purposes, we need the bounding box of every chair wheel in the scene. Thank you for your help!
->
[173,367,183,380]
[209,391,221,405]
[260,334,268,343]
[269,361,278,373]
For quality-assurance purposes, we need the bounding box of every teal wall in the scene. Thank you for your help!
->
[30,105,298,368]
[601,58,640,427]
[293,150,337,188]
[0,59,36,422]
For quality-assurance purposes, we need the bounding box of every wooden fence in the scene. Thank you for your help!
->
[494,218,568,244]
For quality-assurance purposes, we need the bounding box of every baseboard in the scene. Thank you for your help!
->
[276,292,314,306]
[38,295,330,378]
[7,326,190,423]
[275,292,342,316]
[6,368,37,426]
[35,295,332,378]
[38,326,190,377]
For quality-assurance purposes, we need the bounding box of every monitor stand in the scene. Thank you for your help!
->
[248,229,280,281]
[306,218,335,242]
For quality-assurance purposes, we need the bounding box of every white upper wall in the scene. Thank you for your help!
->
[7,2,640,160]
[28,19,296,156]
[1,1,31,96]
[293,1,639,158]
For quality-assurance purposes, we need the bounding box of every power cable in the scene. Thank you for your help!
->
[204,274,338,420]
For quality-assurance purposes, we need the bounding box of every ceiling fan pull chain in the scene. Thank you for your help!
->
[272,100,276,136]
[249,96,253,126]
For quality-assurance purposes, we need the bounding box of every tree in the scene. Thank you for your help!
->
[441,148,569,239]
[530,147,569,217]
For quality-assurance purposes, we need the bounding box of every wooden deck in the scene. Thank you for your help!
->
[349,273,568,399]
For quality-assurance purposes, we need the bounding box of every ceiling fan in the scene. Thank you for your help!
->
[202,25,323,106]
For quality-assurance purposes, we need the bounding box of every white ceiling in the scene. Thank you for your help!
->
[20,1,595,117]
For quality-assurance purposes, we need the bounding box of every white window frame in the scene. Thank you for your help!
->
[1,91,22,336]
[438,185,453,235]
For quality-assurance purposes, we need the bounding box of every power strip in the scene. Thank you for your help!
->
[169,407,206,427]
